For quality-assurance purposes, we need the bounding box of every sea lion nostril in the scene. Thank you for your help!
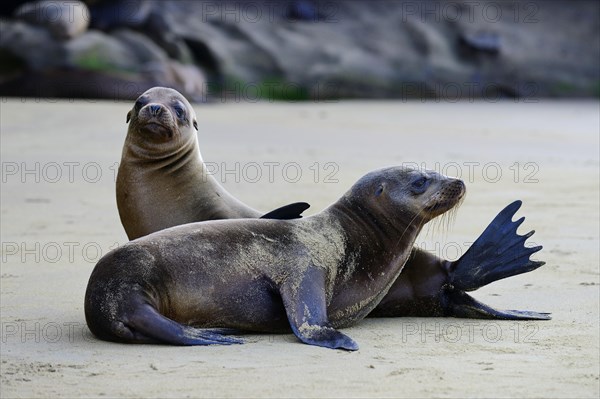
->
[149,104,161,116]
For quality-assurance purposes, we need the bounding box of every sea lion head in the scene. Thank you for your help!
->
[345,166,466,226]
[126,87,198,146]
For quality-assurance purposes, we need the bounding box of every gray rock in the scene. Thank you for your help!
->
[159,0,599,99]
[0,18,65,71]
[141,60,206,102]
[1,0,599,99]
[111,29,170,64]
[64,30,140,72]
[14,0,89,40]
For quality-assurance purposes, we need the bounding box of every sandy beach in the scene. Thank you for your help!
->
[1,98,598,398]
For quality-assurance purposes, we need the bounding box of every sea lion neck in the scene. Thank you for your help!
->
[322,195,424,325]
[326,196,422,253]
[124,130,201,167]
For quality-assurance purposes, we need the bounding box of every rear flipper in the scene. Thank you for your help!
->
[442,200,549,319]
[370,200,550,319]
[261,202,310,219]
[449,200,545,292]
[442,287,551,320]
[114,304,243,345]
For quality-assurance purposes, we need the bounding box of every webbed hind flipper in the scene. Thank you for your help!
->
[443,287,551,320]
[449,200,545,292]
[370,201,550,320]
[118,303,243,345]
[279,266,358,351]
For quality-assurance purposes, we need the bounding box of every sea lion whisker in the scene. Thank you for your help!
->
[394,206,427,250]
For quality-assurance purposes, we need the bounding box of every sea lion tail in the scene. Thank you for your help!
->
[260,202,310,219]
[448,200,546,292]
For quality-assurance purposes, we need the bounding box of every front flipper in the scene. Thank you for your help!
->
[280,266,358,351]
[450,200,545,292]
[261,202,310,219]
[443,287,551,320]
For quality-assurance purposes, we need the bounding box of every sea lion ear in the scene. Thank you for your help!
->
[375,184,385,197]
[126,111,132,123]
[193,119,198,131]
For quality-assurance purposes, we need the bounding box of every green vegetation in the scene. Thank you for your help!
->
[214,76,312,102]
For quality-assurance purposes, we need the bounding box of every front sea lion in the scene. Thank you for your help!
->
[117,87,308,240]
[86,166,471,350]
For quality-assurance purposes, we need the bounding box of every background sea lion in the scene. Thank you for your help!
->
[86,167,474,350]
[117,87,308,240]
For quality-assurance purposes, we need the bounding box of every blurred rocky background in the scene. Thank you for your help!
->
[0,0,598,101]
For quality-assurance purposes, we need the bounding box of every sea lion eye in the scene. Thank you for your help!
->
[173,104,185,119]
[411,177,429,194]
[134,98,146,110]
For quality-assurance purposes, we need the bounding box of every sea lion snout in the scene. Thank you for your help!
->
[138,103,171,123]
[423,178,465,216]
[439,178,466,201]
[135,103,177,139]
[450,179,466,195]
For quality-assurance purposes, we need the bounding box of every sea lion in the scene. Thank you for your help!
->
[117,87,548,321]
[85,166,472,350]
[117,87,308,240]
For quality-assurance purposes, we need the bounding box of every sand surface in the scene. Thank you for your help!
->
[1,99,599,398]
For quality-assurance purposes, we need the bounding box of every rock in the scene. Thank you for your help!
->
[111,29,169,64]
[13,0,89,40]
[142,60,207,102]
[88,0,151,31]
[459,32,500,55]
[1,0,599,99]
[167,61,207,102]
[0,19,65,71]
[0,18,206,101]
[0,68,156,99]
[64,30,139,72]
[286,1,321,22]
